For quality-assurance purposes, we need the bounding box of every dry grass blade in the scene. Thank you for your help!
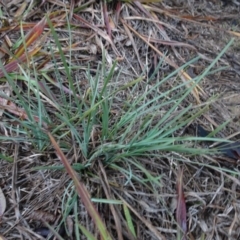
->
[227,30,240,37]
[14,1,28,18]
[176,168,187,240]
[141,35,196,50]
[122,20,144,72]
[122,20,200,103]
[41,74,82,100]
[73,14,120,56]
[11,144,20,222]
[0,47,41,78]
[117,196,166,240]
[103,0,112,39]
[1,1,240,239]
[115,1,122,24]
[12,17,46,60]
[145,5,240,38]
[137,0,163,2]
[99,162,123,240]
[69,0,75,21]
[48,132,112,240]
[0,23,36,33]
[0,99,48,127]
[0,187,6,217]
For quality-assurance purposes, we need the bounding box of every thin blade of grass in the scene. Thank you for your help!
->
[122,20,201,103]
[122,20,144,72]
[13,17,46,59]
[48,132,112,240]
[99,162,124,240]
[78,224,97,240]
[176,168,187,240]
[123,203,137,238]
[43,221,64,240]
[0,47,41,78]
[117,196,166,240]
[73,13,120,56]
[103,0,112,39]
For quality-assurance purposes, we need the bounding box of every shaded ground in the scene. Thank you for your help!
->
[0,0,240,239]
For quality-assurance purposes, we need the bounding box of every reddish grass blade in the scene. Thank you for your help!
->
[48,133,112,240]
[0,97,48,128]
[0,47,41,78]
[176,168,187,240]
[115,1,122,24]
[0,98,35,121]
[13,17,46,59]
[0,24,36,33]
[103,1,112,39]
[0,54,27,78]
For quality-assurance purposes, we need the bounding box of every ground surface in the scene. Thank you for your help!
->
[0,0,240,239]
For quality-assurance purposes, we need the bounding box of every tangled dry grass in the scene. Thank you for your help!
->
[0,0,240,239]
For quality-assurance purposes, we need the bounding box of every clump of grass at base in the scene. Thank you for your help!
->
[0,19,234,238]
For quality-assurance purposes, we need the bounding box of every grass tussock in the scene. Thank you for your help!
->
[0,1,240,239]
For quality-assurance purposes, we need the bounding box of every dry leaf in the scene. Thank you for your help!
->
[109,17,116,30]
[29,210,56,223]
[66,216,74,237]
[88,44,97,55]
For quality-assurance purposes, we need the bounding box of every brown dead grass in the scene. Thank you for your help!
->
[0,0,240,239]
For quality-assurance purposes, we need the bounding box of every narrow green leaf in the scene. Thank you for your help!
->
[123,203,137,238]
[78,224,97,240]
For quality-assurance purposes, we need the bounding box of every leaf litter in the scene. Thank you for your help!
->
[0,0,240,239]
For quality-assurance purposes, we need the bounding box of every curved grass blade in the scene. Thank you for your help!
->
[78,224,97,240]
[123,203,137,238]
[48,132,112,240]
